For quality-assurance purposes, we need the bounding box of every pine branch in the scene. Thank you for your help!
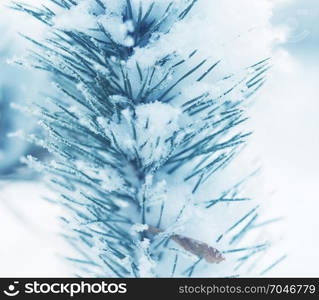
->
[13,0,284,277]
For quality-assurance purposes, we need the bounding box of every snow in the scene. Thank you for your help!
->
[128,0,286,75]
[135,101,180,137]
[105,101,182,167]
[93,63,110,76]
[20,155,44,172]
[75,160,124,192]
[131,223,149,233]
[137,238,155,277]
[53,0,132,46]
[0,181,70,277]
[145,179,168,206]
[98,14,133,46]
[138,254,155,277]
[53,1,97,31]
[101,0,125,13]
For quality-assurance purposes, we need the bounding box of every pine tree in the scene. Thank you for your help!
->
[12,0,284,277]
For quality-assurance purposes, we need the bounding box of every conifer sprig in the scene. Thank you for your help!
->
[13,0,282,277]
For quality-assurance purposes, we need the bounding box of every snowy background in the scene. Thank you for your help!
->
[0,0,318,277]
